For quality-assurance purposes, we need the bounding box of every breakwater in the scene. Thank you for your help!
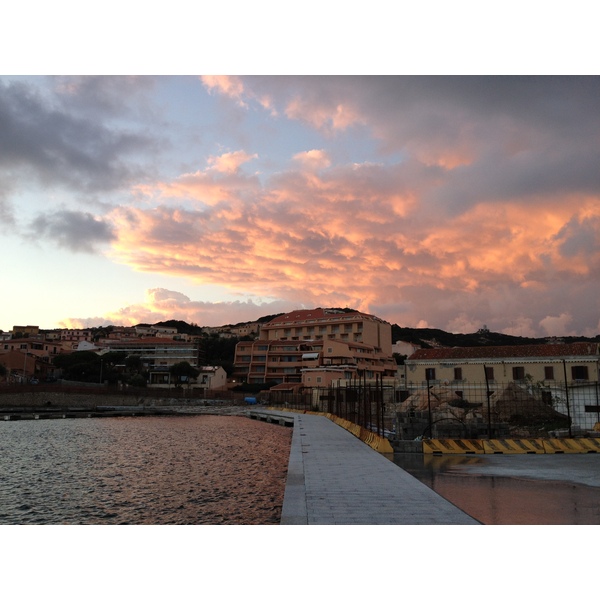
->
[0,390,239,410]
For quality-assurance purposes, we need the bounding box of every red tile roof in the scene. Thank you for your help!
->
[408,342,599,361]
[266,308,378,325]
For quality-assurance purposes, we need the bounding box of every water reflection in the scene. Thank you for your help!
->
[0,416,292,525]
[393,454,600,525]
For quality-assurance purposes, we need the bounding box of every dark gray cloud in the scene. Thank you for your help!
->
[244,76,600,213]
[51,76,157,118]
[0,185,15,227]
[30,210,116,253]
[0,79,156,194]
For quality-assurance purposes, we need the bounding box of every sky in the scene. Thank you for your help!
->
[1,74,599,337]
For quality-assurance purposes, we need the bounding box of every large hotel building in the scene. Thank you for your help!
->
[233,308,397,387]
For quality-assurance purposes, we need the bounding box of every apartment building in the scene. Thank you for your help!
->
[405,342,599,385]
[58,328,93,343]
[233,308,397,386]
[134,325,188,339]
[203,322,259,338]
[11,325,40,337]
[98,337,201,371]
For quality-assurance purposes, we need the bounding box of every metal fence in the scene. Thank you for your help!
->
[263,378,600,440]
[395,379,600,440]
[260,378,393,437]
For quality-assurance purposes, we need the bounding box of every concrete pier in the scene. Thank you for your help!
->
[254,410,480,525]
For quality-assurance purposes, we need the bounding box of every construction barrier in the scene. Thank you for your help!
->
[423,439,484,454]
[423,437,600,454]
[542,438,600,454]
[482,439,546,454]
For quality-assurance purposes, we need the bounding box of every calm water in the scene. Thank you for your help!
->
[0,415,292,525]
[393,453,600,524]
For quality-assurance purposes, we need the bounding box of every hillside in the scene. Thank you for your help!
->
[391,325,600,348]
[150,316,598,350]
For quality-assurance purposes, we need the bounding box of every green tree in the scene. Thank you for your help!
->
[393,353,407,365]
[169,361,200,386]
[127,373,147,387]
[125,354,143,373]
[53,351,101,382]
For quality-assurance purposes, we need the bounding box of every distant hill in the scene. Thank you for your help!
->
[145,314,598,349]
[391,324,599,348]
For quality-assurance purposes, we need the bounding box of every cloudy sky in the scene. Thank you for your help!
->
[1,74,599,337]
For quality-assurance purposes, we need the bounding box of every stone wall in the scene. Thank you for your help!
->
[0,392,220,410]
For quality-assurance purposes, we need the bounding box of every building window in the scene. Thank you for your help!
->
[512,366,525,381]
[454,367,462,381]
[544,366,555,380]
[484,366,494,381]
[316,376,322,383]
[572,366,589,381]
[425,368,436,381]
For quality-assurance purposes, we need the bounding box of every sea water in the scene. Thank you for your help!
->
[0,415,292,525]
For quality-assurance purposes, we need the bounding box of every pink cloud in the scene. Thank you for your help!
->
[207,150,258,174]
[61,290,299,328]
[100,149,600,338]
[539,313,575,337]
[201,75,246,106]
[285,98,365,131]
[292,149,331,170]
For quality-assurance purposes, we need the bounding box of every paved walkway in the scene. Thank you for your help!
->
[258,410,480,525]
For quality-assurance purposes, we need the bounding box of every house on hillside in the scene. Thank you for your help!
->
[98,337,201,386]
[0,337,63,382]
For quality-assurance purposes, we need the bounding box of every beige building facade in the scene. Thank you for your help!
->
[234,308,396,386]
[404,342,600,430]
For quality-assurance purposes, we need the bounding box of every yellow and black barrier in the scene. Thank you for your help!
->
[423,439,484,454]
[423,437,600,454]
[542,438,600,454]
[483,439,546,454]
